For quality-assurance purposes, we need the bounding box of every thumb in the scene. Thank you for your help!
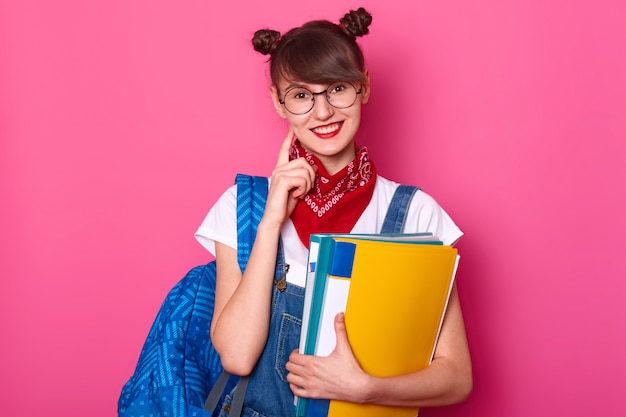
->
[333,312,351,352]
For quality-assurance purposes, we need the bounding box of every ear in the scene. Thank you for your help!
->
[360,69,371,104]
[270,85,288,119]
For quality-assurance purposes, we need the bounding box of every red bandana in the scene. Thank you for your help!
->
[289,140,377,248]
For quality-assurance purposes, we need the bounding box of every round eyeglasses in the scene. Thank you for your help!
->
[279,81,362,115]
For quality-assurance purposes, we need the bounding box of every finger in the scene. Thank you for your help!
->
[289,383,308,398]
[270,168,310,199]
[271,163,315,200]
[290,158,317,197]
[333,312,351,352]
[276,129,295,167]
[288,349,308,366]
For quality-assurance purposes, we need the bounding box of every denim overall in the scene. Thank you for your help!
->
[218,184,418,417]
[217,242,303,417]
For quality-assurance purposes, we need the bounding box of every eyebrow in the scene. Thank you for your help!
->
[283,82,310,90]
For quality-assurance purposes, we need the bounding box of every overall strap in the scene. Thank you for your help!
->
[235,174,268,273]
[380,184,420,234]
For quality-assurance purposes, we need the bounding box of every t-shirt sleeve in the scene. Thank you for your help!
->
[405,190,463,246]
[194,184,238,256]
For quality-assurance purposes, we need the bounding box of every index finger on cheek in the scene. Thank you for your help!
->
[276,129,295,167]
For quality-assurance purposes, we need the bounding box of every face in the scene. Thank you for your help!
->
[271,73,370,174]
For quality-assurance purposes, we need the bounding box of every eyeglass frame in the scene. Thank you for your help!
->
[278,81,363,115]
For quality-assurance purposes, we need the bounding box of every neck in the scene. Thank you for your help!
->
[315,145,357,176]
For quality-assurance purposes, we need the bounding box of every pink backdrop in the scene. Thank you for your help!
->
[1,0,625,416]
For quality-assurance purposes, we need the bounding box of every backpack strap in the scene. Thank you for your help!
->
[234,173,288,291]
[380,184,420,234]
[235,174,269,273]
[203,174,269,416]
[204,370,232,411]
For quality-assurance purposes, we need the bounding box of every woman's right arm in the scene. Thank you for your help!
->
[210,130,315,376]
[211,222,281,375]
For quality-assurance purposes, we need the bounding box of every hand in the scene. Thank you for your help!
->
[263,129,316,225]
[286,313,370,403]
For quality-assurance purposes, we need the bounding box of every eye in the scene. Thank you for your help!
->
[329,83,348,95]
[287,88,311,101]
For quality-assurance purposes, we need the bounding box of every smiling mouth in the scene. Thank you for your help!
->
[311,122,343,136]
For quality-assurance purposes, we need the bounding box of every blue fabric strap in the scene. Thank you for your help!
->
[380,184,420,234]
[235,174,268,274]
[203,174,269,416]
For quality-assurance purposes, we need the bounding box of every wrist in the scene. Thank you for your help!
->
[351,373,378,404]
[339,372,377,404]
[257,216,283,237]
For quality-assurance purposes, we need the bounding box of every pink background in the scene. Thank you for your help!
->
[1,0,625,416]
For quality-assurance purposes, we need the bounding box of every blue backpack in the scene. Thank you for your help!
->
[118,174,418,417]
[118,174,268,416]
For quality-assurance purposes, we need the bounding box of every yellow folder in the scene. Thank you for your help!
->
[327,237,459,417]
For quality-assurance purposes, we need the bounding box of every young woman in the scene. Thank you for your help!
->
[195,7,472,416]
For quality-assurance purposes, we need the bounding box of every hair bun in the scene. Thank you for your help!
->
[339,7,372,37]
[252,29,281,55]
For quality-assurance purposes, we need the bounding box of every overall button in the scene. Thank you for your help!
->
[276,279,287,292]
[276,263,289,292]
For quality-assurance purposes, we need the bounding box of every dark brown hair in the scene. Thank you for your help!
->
[252,7,372,87]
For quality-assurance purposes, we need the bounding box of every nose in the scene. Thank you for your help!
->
[311,92,334,120]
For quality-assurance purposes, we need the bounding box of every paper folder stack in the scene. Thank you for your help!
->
[295,233,460,417]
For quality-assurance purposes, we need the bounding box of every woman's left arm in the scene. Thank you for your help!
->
[286,283,473,407]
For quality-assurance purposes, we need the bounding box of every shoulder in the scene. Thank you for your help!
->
[375,175,463,246]
[374,175,445,210]
[211,184,238,214]
[373,175,400,197]
[194,184,239,255]
[373,175,431,207]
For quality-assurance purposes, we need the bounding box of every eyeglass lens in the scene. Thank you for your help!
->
[282,82,359,115]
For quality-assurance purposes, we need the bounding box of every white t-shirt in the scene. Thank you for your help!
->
[195,175,463,287]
